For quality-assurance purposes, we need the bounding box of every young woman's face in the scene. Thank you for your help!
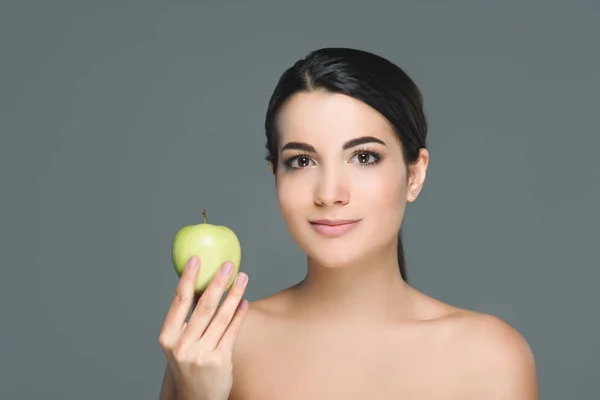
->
[273,91,418,268]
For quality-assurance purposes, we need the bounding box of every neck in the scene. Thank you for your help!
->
[289,243,415,323]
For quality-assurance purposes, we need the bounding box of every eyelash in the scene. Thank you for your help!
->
[282,147,384,170]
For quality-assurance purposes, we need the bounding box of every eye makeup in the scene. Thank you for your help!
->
[282,146,384,171]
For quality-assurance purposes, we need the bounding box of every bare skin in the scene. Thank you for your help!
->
[159,90,538,399]
[229,91,538,399]
[230,286,538,400]
[161,271,537,400]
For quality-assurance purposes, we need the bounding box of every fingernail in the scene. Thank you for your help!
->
[187,257,198,269]
[221,261,233,275]
[236,273,247,286]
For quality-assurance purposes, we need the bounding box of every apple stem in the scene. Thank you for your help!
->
[202,209,207,224]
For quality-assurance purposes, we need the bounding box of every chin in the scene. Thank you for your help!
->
[302,240,370,269]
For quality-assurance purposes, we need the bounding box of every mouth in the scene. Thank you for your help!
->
[308,219,361,237]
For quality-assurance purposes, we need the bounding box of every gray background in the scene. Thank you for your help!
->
[1,0,598,399]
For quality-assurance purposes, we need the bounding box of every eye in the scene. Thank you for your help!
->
[350,150,382,166]
[284,155,316,169]
[354,152,373,164]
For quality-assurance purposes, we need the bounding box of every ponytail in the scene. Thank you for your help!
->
[397,231,408,282]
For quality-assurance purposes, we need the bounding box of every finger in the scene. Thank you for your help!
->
[159,256,200,343]
[180,260,236,343]
[217,297,249,351]
[200,272,249,349]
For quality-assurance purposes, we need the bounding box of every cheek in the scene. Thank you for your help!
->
[358,168,405,208]
[355,167,407,234]
[276,172,312,222]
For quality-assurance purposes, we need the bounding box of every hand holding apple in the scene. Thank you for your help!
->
[159,253,249,400]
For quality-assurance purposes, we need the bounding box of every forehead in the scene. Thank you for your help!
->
[276,91,397,145]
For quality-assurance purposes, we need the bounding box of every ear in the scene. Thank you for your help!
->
[268,161,274,173]
[407,148,429,202]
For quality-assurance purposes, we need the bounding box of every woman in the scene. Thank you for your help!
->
[158,47,539,399]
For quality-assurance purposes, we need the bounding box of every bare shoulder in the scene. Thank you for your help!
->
[409,287,538,398]
[445,309,539,399]
[231,290,290,353]
[229,291,292,400]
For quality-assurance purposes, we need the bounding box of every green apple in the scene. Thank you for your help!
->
[171,210,241,293]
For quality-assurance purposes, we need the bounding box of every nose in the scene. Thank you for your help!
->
[314,165,350,207]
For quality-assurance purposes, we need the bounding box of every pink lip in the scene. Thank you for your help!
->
[309,219,361,237]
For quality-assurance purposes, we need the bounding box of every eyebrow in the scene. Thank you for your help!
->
[280,136,386,153]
